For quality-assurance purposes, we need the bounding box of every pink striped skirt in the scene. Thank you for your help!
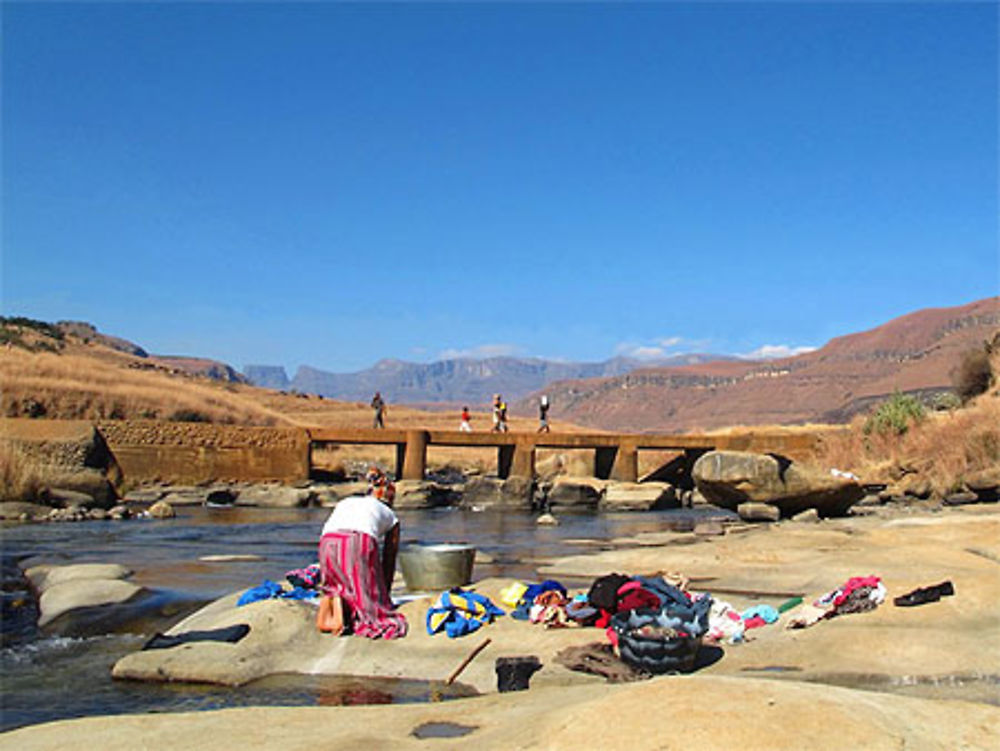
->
[318,530,408,639]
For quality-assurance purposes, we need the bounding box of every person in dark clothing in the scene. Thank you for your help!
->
[371,392,386,428]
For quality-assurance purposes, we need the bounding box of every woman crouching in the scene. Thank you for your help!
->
[316,470,407,638]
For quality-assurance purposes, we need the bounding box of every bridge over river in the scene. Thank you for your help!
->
[307,428,818,483]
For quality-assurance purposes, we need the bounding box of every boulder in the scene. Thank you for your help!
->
[38,579,144,627]
[461,476,533,509]
[108,505,131,520]
[693,451,864,518]
[26,563,133,591]
[548,478,605,509]
[536,512,559,526]
[791,509,820,523]
[42,469,117,507]
[45,487,95,508]
[148,500,176,519]
[601,482,677,512]
[235,486,313,508]
[88,508,109,520]
[737,502,780,522]
[964,468,1000,502]
[392,480,453,510]
[943,492,980,506]
[26,563,143,628]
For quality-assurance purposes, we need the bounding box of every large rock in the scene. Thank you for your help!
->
[26,563,133,591]
[548,478,605,509]
[461,476,533,509]
[693,451,863,518]
[38,579,144,627]
[392,480,454,510]
[737,502,780,522]
[601,482,677,512]
[26,563,143,627]
[235,486,314,508]
[148,500,176,519]
[42,469,117,507]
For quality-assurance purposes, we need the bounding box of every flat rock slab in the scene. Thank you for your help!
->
[7,673,999,751]
[199,555,266,562]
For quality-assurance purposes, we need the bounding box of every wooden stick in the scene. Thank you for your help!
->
[445,637,492,685]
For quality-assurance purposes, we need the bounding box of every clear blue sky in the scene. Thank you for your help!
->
[3,1,997,373]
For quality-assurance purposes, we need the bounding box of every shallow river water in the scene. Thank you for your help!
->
[0,505,728,731]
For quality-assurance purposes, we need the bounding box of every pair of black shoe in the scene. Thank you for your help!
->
[893,580,954,607]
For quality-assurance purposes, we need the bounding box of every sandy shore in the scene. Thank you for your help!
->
[5,505,1000,750]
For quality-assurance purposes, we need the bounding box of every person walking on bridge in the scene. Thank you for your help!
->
[459,406,472,432]
[537,395,551,433]
[371,392,386,429]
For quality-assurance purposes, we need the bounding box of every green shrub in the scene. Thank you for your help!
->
[931,392,962,411]
[864,390,926,436]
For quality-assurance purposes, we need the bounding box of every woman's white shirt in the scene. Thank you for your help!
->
[321,495,398,541]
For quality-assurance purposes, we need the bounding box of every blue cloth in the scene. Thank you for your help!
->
[237,580,318,607]
[509,602,533,621]
[523,580,566,604]
[426,588,505,638]
[741,604,779,623]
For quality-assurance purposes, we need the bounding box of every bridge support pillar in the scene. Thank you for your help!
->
[594,447,617,480]
[400,430,429,481]
[497,445,514,479]
[510,440,535,479]
[611,441,638,483]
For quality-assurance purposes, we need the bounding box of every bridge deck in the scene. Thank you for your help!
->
[306,427,720,450]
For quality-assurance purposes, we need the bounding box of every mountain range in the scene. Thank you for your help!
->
[243,354,739,404]
[524,297,999,431]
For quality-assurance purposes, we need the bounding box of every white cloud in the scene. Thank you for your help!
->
[615,335,692,361]
[739,344,817,360]
[439,343,523,360]
[625,345,670,360]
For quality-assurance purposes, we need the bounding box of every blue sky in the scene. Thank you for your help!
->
[3,1,997,373]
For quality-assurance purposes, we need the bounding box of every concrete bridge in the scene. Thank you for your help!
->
[307,428,818,483]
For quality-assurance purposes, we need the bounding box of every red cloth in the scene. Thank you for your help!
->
[616,588,661,613]
[743,616,768,630]
[833,576,881,607]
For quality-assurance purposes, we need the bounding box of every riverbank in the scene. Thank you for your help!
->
[5,503,998,748]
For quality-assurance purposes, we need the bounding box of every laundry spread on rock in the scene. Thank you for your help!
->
[426,588,505,638]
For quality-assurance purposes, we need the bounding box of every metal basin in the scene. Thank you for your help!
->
[398,543,476,592]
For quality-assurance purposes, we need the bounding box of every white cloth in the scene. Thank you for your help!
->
[321,495,398,541]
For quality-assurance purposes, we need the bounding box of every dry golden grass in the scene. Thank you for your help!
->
[0,347,290,426]
[813,393,1000,494]
[0,440,43,502]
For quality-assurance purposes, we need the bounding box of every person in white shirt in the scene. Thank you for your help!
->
[315,469,407,638]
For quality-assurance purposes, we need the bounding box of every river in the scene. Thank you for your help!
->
[0,505,729,731]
